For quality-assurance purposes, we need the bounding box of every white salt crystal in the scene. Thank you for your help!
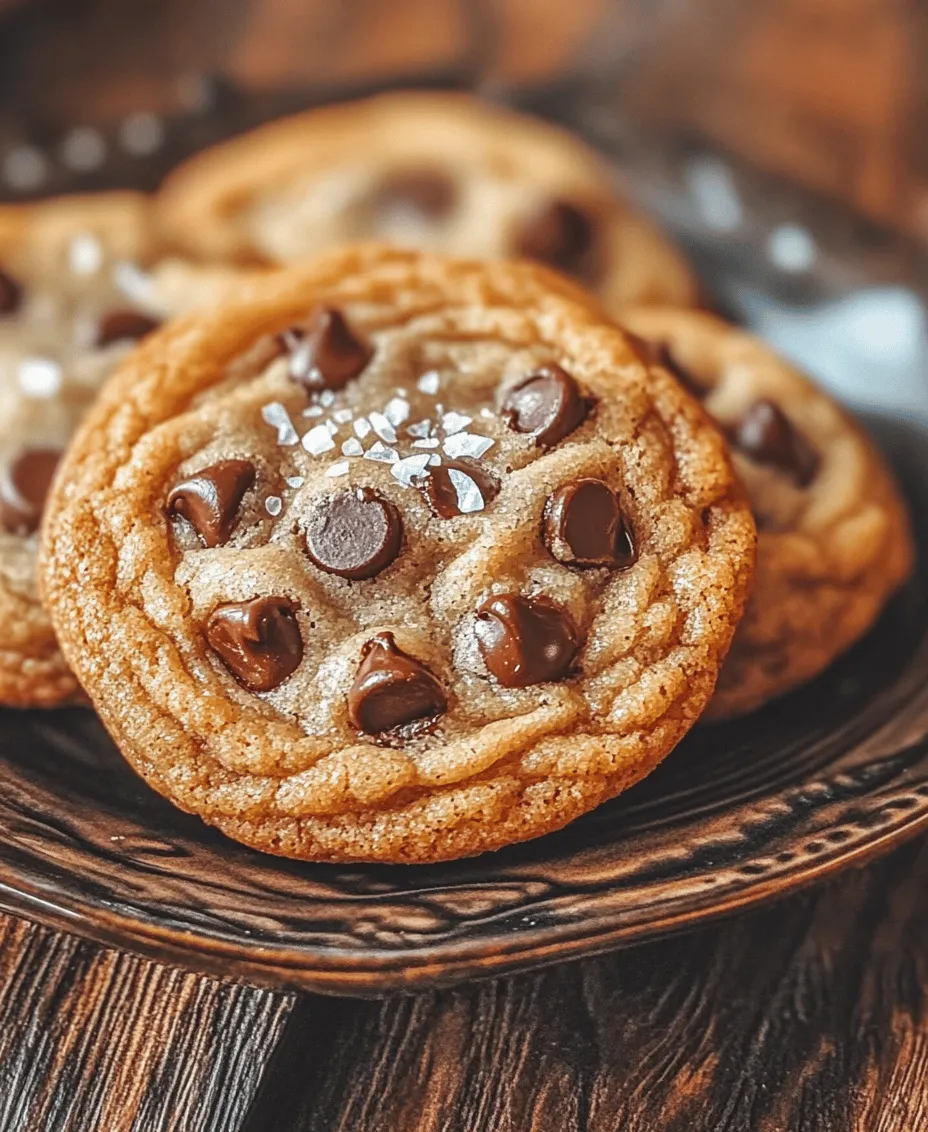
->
[325,461,350,477]
[448,468,485,513]
[18,358,63,399]
[325,419,338,435]
[390,453,432,486]
[354,417,372,439]
[302,424,336,455]
[333,408,353,424]
[406,419,432,439]
[441,411,472,435]
[417,371,440,395]
[363,441,399,464]
[342,437,364,456]
[265,495,283,516]
[285,476,305,489]
[428,454,442,466]
[411,438,440,449]
[443,433,494,459]
[368,411,397,444]
[319,389,335,407]
[384,396,411,427]
[303,404,324,418]
[261,401,299,446]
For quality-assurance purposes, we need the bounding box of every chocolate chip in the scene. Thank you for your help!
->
[167,459,256,548]
[205,597,303,692]
[285,308,371,393]
[475,594,579,687]
[502,364,593,447]
[0,269,22,315]
[96,309,161,348]
[375,167,456,219]
[543,478,635,568]
[516,199,598,279]
[630,334,706,401]
[304,487,402,579]
[347,632,447,736]
[730,399,820,487]
[418,459,500,519]
[0,447,61,535]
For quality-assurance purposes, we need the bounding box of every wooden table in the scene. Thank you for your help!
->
[1,833,925,1130]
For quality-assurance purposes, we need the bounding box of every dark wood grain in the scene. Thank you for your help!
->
[0,917,292,1132]
[244,835,928,1132]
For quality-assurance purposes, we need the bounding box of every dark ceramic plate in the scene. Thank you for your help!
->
[0,416,925,995]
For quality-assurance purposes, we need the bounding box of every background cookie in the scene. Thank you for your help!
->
[41,246,754,863]
[155,91,698,315]
[622,307,914,719]
[0,193,245,707]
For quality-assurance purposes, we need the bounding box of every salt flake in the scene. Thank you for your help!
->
[18,358,63,399]
[368,411,397,444]
[443,433,494,460]
[354,417,372,439]
[325,461,350,477]
[417,371,440,395]
[406,419,432,439]
[390,454,432,486]
[448,468,485,513]
[265,495,283,517]
[261,401,299,446]
[342,437,364,456]
[333,408,354,424]
[285,476,305,489]
[384,397,411,427]
[303,404,324,418]
[319,389,335,408]
[411,438,440,449]
[441,411,472,435]
[363,441,399,464]
[302,424,336,455]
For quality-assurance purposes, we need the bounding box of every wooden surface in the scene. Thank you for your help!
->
[0,834,925,1130]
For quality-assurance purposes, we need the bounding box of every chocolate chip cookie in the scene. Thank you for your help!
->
[0,193,244,706]
[41,247,754,862]
[155,91,697,315]
[622,307,914,718]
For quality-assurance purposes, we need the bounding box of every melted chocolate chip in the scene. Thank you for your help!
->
[0,269,22,315]
[375,167,456,219]
[516,199,598,279]
[304,487,402,579]
[543,478,635,568]
[0,447,61,535]
[96,309,161,348]
[731,399,820,487]
[286,308,371,392]
[419,459,500,519]
[347,632,447,736]
[167,459,256,547]
[502,364,593,447]
[630,334,706,401]
[205,597,303,692]
[475,594,579,687]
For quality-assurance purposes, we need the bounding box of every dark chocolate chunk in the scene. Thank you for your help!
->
[304,487,402,580]
[0,268,22,316]
[285,307,371,392]
[0,447,61,535]
[543,478,635,568]
[205,597,303,692]
[347,631,447,736]
[167,459,256,548]
[730,399,820,487]
[96,309,161,348]
[418,458,500,519]
[475,593,579,687]
[375,167,456,219]
[502,364,593,447]
[516,199,598,279]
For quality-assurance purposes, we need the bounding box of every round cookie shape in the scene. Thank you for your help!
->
[41,248,755,863]
[0,193,248,707]
[622,306,914,719]
[154,91,698,316]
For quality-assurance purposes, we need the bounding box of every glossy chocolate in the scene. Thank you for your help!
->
[502,364,592,448]
[419,459,500,519]
[731,399,820,486]
[304,487,402,580]
[543,478,635,568]
[347,632,447,736]
[475,593,579,687]
[167,459,256,548]
[0,447,61,535]
[205,597,303,692]
[286,308,371,393]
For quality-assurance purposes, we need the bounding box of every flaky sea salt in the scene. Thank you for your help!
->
[333,408,353,424]
[325,461,350,477]
[448,468,485,513]
[286,476,305,489]
[363,441,399,464]
[384,396,411,427]
[406,419,432,439]
[479,407,495,419]
[354,417,372,439]
[429,454,442,466]
[265,495,283,516]
[319,389,335,407]
[302,424,336,455]
[18,358,63,399]
[411,438,440,449]
[325,419,338,435]
[441,411,472,435]
[342,437,364,456]
[261,401,300,446]
[443,433,494,459]
[303,404,324,418]
[417,371,441,395]
[390,453,432,486]
[368,411,397,444]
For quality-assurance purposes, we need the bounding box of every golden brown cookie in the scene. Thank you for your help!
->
[622,307,914,719]
[41,246,754,862]
[155,91,697,314]
[0,193,245,707]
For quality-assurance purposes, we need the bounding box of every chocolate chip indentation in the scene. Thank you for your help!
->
[205,597,303,692]
[502,364,593,448]
[0,447,61,535]
[0,268,22,315]
[167,459,256,548]
[419,459,500,519]
[348,632,447,736]
[731,399,820,487]
[304,487,402,579]
[375,167,456,220]
[516,199,598,279]
[543,478,635,568]
[475,593,579,687]
[96,309,161,348]
[286,307,371,393]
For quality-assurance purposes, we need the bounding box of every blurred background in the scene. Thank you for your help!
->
[2,0,927,419]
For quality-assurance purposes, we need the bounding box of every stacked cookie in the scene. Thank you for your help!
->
[3,92,914,863]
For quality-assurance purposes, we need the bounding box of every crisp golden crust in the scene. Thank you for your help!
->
[41,247,754,862]
[0,194,247,706]
[622,307,914,718]
[155,91,697,314]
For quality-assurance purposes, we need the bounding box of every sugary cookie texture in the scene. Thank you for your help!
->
[155,91,697,315]
[622,307,914,718]
[0,193,244,706]
[41,248,755,862]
